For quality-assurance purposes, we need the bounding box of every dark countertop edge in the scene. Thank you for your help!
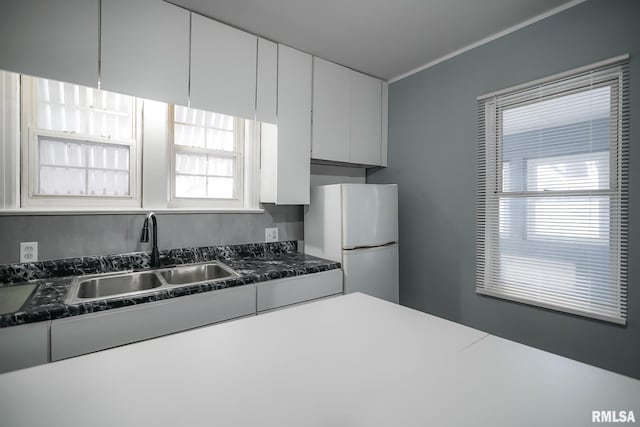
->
[0,241,300,285]
[0,261,341,328]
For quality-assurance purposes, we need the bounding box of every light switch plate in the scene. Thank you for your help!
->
[265,227,279,243]
[20,242,38,263]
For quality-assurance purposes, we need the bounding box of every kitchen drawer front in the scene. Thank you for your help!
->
[51,285,256,361]
[257,293,341,315]
[257,269,343,312]
[0,321,50,374]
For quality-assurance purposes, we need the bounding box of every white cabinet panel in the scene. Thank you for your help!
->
[257,269,343,312]
[349,71,382,165]
[303,184,344,263]
[310,58,386,167]
[0,0,99,88]
[312,58,350,162]
[100,0,189,105]
[260,123,278,203]
[0,321,49,374]
[51,286,256,361]
[381,81,389,167]
[256,38,277,124]
[277,44,312,204]
[190,14,257,120]
[141,100,169,209]
[261,45,312,205]
[257,294,341,314]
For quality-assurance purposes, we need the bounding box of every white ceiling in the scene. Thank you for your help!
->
[169,0,579,81]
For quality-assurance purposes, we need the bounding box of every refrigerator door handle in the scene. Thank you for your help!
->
[344,241,398,251]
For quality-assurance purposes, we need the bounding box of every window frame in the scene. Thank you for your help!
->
[476,56,629,325]
[20,75,142,209]
[167,105,245,209]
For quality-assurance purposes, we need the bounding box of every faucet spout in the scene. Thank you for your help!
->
[140,212,161,268]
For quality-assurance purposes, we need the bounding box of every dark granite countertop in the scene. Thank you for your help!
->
[0,241,341,328]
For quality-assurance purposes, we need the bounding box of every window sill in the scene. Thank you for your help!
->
[0,207,265,216]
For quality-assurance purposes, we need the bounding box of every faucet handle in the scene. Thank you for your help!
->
[139,217,150,242]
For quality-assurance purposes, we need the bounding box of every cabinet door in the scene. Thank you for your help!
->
[0,321,49,374]
[256,38,277,124]
[257,269,343,312]
[381,81,389,167]
[190,14,257,120]
[100,0,189,105]
[51,286,256,361]
[312,58,350,162]
[275,44,312,204]
[0,0,99,88]
[349,71,382,165]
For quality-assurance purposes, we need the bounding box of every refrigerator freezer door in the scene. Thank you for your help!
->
[343,244,399,303]
[342,184,398,249]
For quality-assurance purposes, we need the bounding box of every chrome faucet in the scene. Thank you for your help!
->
[140,212,161,268]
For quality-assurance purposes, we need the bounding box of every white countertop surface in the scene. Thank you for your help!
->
[0,293,638,426]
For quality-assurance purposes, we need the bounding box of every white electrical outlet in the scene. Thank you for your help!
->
[20,242,38,263]
[265,227,279,243]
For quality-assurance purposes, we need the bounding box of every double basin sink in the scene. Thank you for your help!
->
[65,262,239,305]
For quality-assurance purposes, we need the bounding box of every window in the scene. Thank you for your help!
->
[21,76,140,208]
[477,56,629,324]
[526,151,609,242]
[499,161,510,236]
[169,105,244,208]
[1,71,261,211]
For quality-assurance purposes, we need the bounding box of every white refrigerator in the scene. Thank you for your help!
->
[304,184,399,303]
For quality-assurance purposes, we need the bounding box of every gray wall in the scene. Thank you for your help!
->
[368,0,640,379]
[0,204,302,263]
[0,166,368,264]
[310,163,366,186]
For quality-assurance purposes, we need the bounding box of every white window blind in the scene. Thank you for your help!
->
[477,56,629,324]
[27,77,136,200]
[171,105,243,203]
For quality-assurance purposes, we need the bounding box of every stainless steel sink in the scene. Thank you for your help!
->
[159,263,235,285]
[65,262,239,304]
[76,271,162,299]
[0,283,37,315]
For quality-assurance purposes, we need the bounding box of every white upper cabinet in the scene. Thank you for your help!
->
[349,71,383,166]
[0,0,99,88]
[190,14,257,120]
[100,0,190,106]
[276,45,312,204]
[311,58,385,167]
[256,38,278,124]
[261,45,312,205]
[312,58,350,162]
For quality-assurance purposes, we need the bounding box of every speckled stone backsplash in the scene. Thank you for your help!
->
[0,241,298,285]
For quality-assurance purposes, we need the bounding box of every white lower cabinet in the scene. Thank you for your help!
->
[0,271,343,369]
[0,321,50,374]
[256,269,343,312]
[50,285,256,361]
